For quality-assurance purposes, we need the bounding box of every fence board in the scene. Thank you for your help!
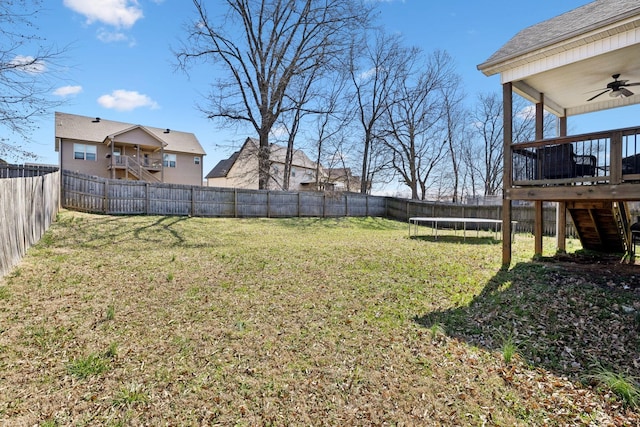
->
[0,166,59,278]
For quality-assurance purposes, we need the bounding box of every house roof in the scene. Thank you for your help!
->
[477,0,640,117]
[206,150,240,179]
[206,137,319,179]
[478,0,640,74]
[54,112,206,155]
[327,168,355,178]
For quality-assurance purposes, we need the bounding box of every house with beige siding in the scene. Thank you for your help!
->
[206,138,327,191]
[55,112,206,186]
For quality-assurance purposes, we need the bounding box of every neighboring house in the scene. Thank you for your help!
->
[325,168,361,192]
[55,112,206,186]
[206,138,326,191]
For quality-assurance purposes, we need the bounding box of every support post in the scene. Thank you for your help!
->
[534,96,545,256]
[502,82,513,267]
[556,116,568,252]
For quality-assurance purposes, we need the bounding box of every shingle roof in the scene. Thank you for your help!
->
[205,137,319,179]
[205,150,240,179]
[54,111,206,155]
[478,0,640,72]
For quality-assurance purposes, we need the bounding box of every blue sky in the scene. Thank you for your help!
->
[23,0,638,174]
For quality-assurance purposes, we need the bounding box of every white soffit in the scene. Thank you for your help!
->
[500,18,640,116]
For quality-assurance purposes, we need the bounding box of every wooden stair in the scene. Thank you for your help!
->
[566,201,628,253]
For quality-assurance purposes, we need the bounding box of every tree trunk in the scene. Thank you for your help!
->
[360,132,370,194]
[258,131,271,190]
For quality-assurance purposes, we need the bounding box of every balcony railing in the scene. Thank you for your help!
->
[110,155,161,182]
[512,126,640,186]
[112,155,162,171]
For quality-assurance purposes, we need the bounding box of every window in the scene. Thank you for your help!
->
[73,143,97,161]
[194,156,200,165]
[291,167,296,177]
[163,153,177,168]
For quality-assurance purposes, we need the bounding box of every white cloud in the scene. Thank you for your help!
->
[54,85,83,97]
[97,28,131,44]
[10,55,46,74]
[63,0,143,29]
[97,89,159,111]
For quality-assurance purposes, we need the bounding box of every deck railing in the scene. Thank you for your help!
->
[110,155,162,182]
[512,126,640,186]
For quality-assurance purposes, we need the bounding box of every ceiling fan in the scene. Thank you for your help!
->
[587,74,640,101]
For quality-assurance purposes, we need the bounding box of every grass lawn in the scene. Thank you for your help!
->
[1,210,639,426]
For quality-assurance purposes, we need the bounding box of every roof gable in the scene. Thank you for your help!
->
[107,125,167,148]
[477,0,640,117]
[479,0,640,74]
[206,151,240,179]
[205,137,320,179]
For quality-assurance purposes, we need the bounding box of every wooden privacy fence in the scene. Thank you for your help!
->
[62,171,387,218]
[386,197,577,237]
[62,170,579,236]
[0,165,60,277]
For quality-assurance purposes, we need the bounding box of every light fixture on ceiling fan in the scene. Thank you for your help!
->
[587,74,640,101]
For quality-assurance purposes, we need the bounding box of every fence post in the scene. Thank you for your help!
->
[103,180,109,214]
[234,189,238,218]
[345,194,348,217]
[298,192,301,217]
[267,191,271,218]
[145,183,150,214]
[323,193,326,218]
[191,187,195,217]
[365,195,369,217]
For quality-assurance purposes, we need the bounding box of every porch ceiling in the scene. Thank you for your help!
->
[478,0,640,118]
[512,43,640,117]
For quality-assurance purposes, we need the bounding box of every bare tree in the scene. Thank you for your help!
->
[468,92,556,196]
[348,30,411,194]
[382,50,456,200]
[308,72,352,191]
[0,0,66,160]
[176,0,371,189]
[439,67,465,203]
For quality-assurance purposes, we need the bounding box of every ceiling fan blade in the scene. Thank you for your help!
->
[587,89,609,101]
[620,87,634,97]
[624,82,640,87]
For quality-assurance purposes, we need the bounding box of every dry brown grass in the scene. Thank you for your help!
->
[0,210,638,426]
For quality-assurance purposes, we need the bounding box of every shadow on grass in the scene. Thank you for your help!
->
[53,213,214,249]
[277,216,405,231]
[415,261,640,380]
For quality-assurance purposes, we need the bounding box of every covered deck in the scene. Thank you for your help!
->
[478,0,640,265]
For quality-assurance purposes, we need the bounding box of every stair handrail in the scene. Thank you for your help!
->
[123,156,161,182]
[614,201,632,254]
